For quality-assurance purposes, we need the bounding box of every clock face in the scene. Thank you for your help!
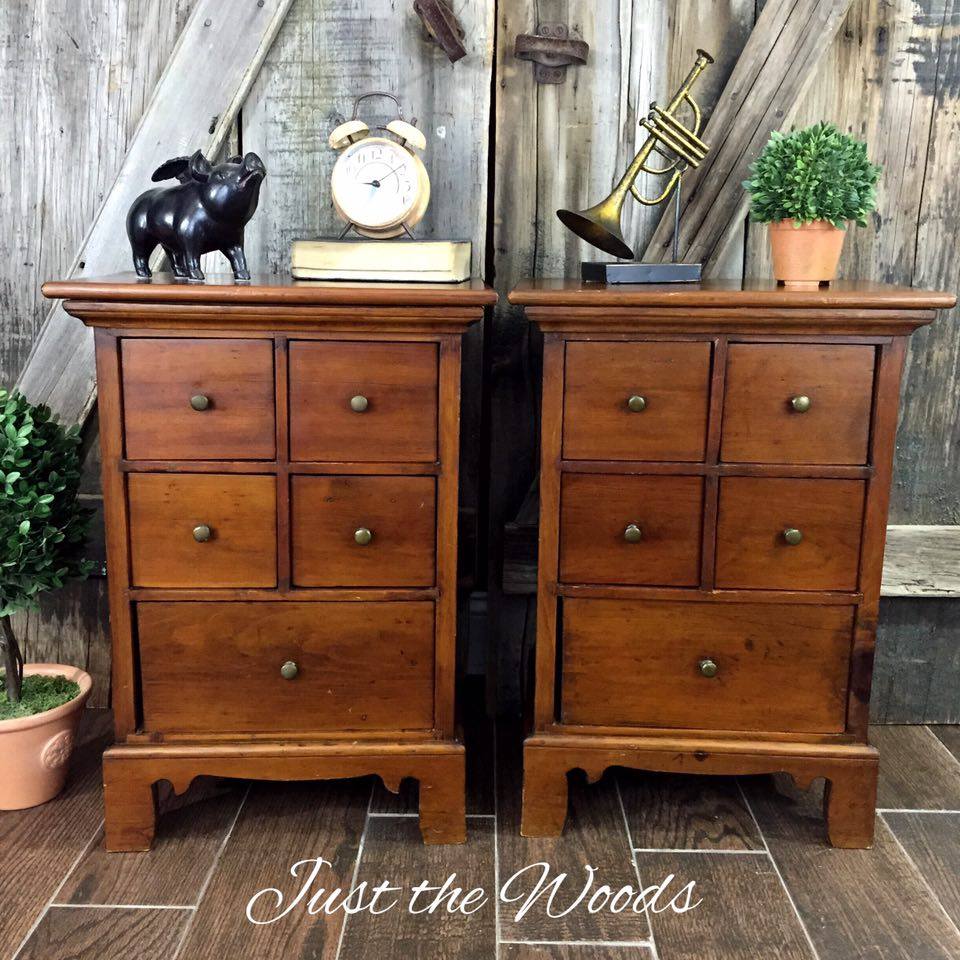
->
[331,137,425,231]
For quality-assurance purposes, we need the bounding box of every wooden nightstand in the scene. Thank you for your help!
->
[509,279,955,849]
[43,274,496,850]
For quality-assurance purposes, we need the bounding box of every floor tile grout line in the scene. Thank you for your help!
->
[631,847,767,855]
[170,781,250,960]
[11,817,105,960]
[49,902,197,911]
[615,774,659,958]
[922,725,960,774]
[493,715,501,960]
[879,811,960,944]
[737,782,822,960]
[333,782,375,960]
[500,939,655,948]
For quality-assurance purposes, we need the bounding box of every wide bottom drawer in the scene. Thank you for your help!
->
[561,599,853,734]
[138,601,435,735]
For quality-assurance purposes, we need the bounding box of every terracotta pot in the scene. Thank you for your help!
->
[0,664,92,810]
[769,219,846,288]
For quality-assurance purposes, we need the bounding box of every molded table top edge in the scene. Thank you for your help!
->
[508,278,957,311]
[42,273,499,308]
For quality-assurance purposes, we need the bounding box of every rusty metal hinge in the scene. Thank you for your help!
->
[514,24,588,84]
[413,0,467,63]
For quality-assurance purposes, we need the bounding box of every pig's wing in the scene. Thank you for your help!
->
[151,156,193,183]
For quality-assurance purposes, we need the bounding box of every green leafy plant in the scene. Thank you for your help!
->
[743,122,881,228]
[0,389,94,711]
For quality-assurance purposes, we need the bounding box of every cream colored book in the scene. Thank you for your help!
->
[290,239,471,283]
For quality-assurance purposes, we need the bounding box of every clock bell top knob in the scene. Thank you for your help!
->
[386,119,427,152]
[329,119,371,150]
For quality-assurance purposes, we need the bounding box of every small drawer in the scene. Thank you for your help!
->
[721,343,875,464]
[291,475,436,587]
[121,338,276,460]
[561,598,853,733]
[289,341,438,462]
[138,601,435,734]
[563,341,712,462]
[715,477,865,592]
[128,473,277,588]
[560,474,703,586]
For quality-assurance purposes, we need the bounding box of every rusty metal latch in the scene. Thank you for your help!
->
[514,24,588,84]
[414,0,467,63]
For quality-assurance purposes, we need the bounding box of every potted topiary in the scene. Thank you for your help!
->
[0,389,96,809]
[743,121,881,287]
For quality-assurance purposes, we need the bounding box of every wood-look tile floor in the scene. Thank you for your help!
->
[4,704,960,960]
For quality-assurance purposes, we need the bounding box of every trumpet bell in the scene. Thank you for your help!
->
[557,202,636,261]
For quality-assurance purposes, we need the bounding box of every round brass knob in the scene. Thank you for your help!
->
[790,395,811,413]
[350,395,369,413]
[623,524,643,544]
[280,661,299,681]
[192,524,212,543]
[627,395,647,413]
[354,527,373,546]
[699,658,718,678]
[190,394,210,411]
[783,527,803,546]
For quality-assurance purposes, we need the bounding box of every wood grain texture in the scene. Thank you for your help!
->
[715,477,866,591]
[138,601,435,734]
[932,725,960,764]
[562,341,712,462]
[634,851,815,959]
[720,343,876,465]
[745,773,960,959]
[643,0,857,269]
[289,341,438,462]
[57,778,245,906]
[121,337,276,461]
[128,473,278,588]
[501,947,652,960]
[882,526,960,597]
[0,711,112,959]
[560,474,704,587]
[882,811,960,927]
[291,475,436,587]
[561,599,853,733]
[177,780,369,960]
[18,0,296,424]
[871,725,960,810]
[16,906,190,960]
[618,771,764,851]
[338,817,495,960]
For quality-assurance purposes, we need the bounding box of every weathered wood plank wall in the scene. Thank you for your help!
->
[1,0,957,719]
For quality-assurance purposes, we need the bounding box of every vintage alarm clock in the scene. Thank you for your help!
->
[328,92,430,239]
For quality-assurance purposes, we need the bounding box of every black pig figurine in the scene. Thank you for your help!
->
[127,150,266,282]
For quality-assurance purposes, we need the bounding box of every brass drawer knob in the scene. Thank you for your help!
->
[699,658,718,678]
[354,527,373,546]
[623,523,643,544]
[627,395,647,413]
[192,524,212,543]
[190,394,210,411]
[280,660,299,681]
[790,395,811,413]
[350,395,370,413]
[783,527,803,546]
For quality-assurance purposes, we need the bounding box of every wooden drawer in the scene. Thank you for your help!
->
[721,344,875,464]
[561,599,853,733]
[291,475,436,587]
[289,341,438,462]
[715,477,865,591]
[562,341,712,462]
[138,601,435,734]
[560,474,703,586]
[121,338,276,460]
[128,474,277,588]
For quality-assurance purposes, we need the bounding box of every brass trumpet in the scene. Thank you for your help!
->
[557,49,714,261]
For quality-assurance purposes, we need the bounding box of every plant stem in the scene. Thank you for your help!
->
[0,614,24,703]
